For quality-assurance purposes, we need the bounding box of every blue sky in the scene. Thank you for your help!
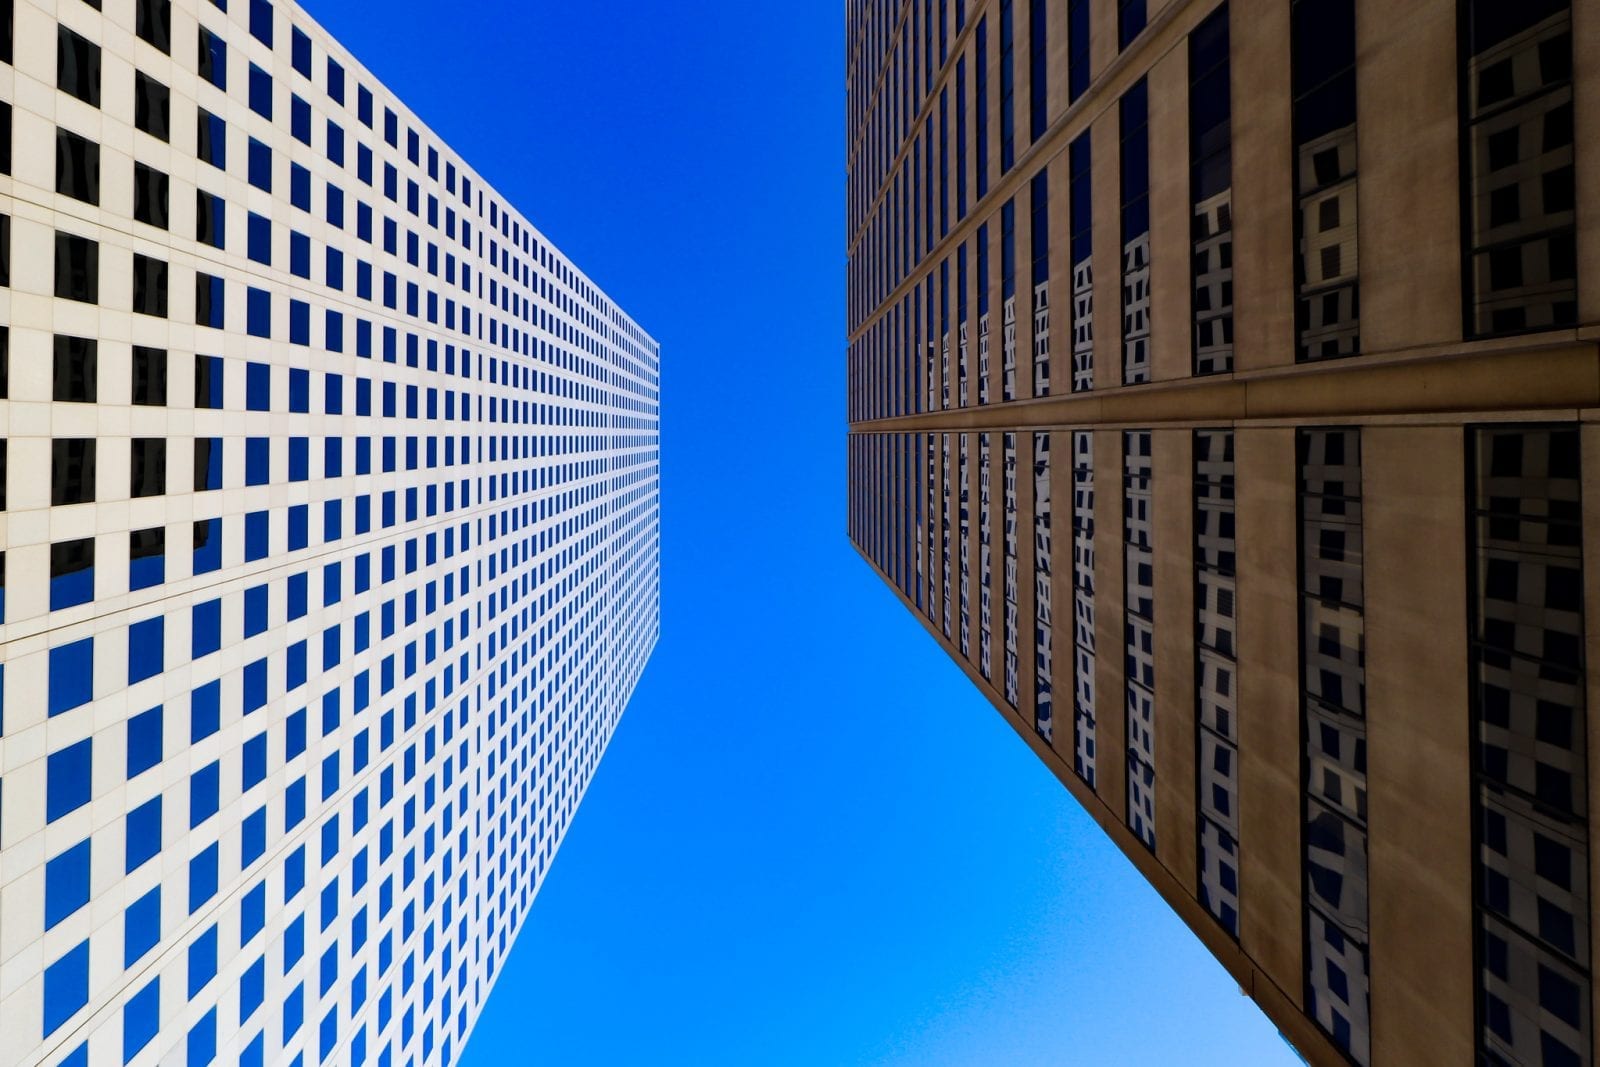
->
[307,2,1301,1063]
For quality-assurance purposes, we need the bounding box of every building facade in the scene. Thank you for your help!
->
[0,0,661,1064]
[845,0,1596,1063]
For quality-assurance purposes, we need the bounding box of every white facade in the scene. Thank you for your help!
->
[0,0,660,1065]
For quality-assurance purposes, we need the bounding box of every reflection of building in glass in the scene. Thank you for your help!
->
[842,0,1595,1063]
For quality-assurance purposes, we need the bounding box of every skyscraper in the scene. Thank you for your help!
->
[845,0,1593,1063]
[0,0,660,1063]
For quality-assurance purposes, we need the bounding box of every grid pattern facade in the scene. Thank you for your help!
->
[845,0,1597,1064]
[0,1,661,1065]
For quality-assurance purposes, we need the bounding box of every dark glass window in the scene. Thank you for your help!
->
[1462,0,1576,336]
[57,27,100,106]
[55,128,99,204]
[132,254,167,317]
[975,17,989,199]
[133,163,169,229]
[52,440,96,505]
[1119,0,1147,49]
[327,59,344,103]
[194,355,223,409]
[1120,79,1152,385]
[130,438,166,497]
[291,26,311,77]
[999,0,1015,172]
[248,138,271,191]
[1068,0,1090,103]
[198,27,226,89]
[1189,5,1233,376]
[50,538,94,609]
[134,73,169,141]
[193,439,222,493]
[1029,0,1047,140]
[196,189,225,249]
[136,0,171,53]
[131,346,166,405]
[197,107,225,169]
[1069,132,1093,392]
[195,273,223,329]
[53,335,96,402]
[54,232,98,303]
[129,526,165,591]
[248,63,271,119]
[249,0,272,47]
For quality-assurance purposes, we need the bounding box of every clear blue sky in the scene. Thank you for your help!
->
[306,2,1301,1063]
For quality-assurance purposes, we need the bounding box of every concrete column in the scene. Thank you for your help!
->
[1234,426,1305,1006]
[1356,0,1461,350]
[1154,428,1198,888]
[1229,0,1295,372]
[1363,427,1474,1066]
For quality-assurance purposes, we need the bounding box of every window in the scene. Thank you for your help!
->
[1120,79,1152,384]
[52,440,96,505]
[45,840,91,929]
[291,94,311,144]
[43,942,89,1037]
[999,0,1015,172]
[196,189,225,249]
[1297,428,1371,1065]
[134,72,169,140]
[124,979,160,1062]
[1030,169,1050,397]
[47,739,92,821]
[1123,431,1156,850]
[249,63,272,119]
[130,438,166,497]
[1292,0,1359,361]
[291,25,311,76]
[57,27,100,106]
[54,232,97,302]
[124,888,161,965]
[55,129,99,203]
[127,705,163,777]
[53,335,96,402]
[131,346,165,405]
[1069,133,1093,392]
[136,0,171,52]
[193,516,221,574]
[1068,0,1090,103]
[48,636,94,714]
[1189,5,1233,376]
[250,0,273,46]
[328,58,345,103]
[975,17,989,199]
[1119,0,1146,49]
[129,527,165,591]
[1194,430,1239,936]
[133,162,169,229]
[193,437,222,490]
[132,253,168,317]
[1029,0,1047,140]
[1462,0,1576,336]
[197,107,226,169]
[196,273,224,329]
[248,212,272,264]
[198,26,226,89]
[50,537,94,612]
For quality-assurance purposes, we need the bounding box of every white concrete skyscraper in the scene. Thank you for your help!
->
[0,0,661,1063]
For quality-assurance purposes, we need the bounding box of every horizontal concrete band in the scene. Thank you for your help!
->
[850,340,1600,433]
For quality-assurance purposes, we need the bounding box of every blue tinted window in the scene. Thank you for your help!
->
[247,360,270,410]
[45,840,91,929]
[285,844,305,898]
[187,1009,216,1067]
[247,138,272,191]
[242,805,266,863]
[129,528,165,591]
[47,739,92,821]
[190,761,220,827]
[290,300,309,344]
[198,109,226,169]
[327,59,344,103]
[189,843,218,912]
[191,680,220,741]
[286,776,306,829]
[244,657,268,713]
[245,584,269,636]
[43,941,90,1036]
[124,886,160,966]
[199,29,227,89]
[289,368,310,412]
[287,707,307,758]
[192,598,222,659]
[291,95,311,143]
[246,437,269,486]
[128,616,164,684]
[248,64,272,119]
[358,84,372,126]
[290,438,309,482]
[290,231,310,278]
[50,539,94,611]
[249,0,273,45]
[327,123,345,167]
[246,510,269,561]
[248,213,271,265]
[188,925,218,996]
[288,574,308,618]
[193,516,222,574]
[241,957,265,1022]
[125,796,162,872]
[290,164,311,210]
[127,706,163,777]
[123,977,160,1062]
[48,638,94,716]
[241,883,266,947]
[284,983,304,1040]
[244,732,268,789]
[284,912,305,967]
[247,287,271,337]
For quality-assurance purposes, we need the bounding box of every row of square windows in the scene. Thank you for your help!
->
[40,2,580,296]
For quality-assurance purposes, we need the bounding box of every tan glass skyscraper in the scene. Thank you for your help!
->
[844,1,1598,1063]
